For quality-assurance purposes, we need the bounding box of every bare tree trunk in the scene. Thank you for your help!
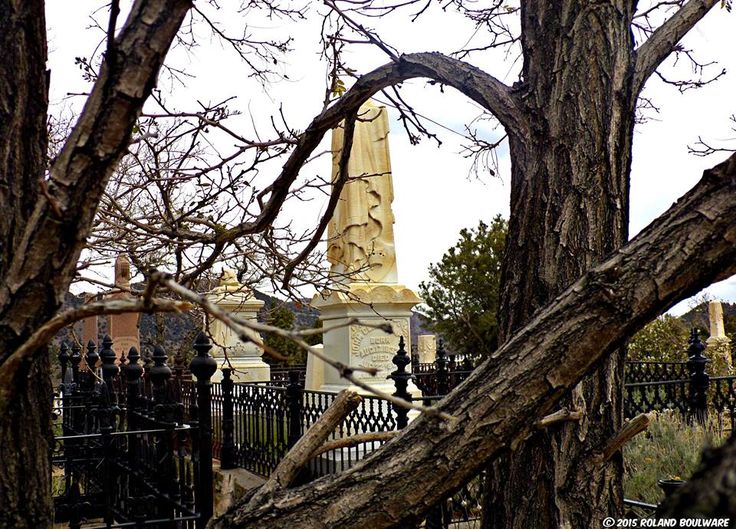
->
[0,2,54,526]
[0,2,192,527]
[486,2,637,527]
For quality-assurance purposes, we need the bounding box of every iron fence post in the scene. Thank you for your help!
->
[70,342,82,385]
[190,333,216,529]
[389,336,412,430]
[286,370,303,448]
[220,368,236,469]
[150,344,177,524]
[100,335,120,397]
[98,385,116,526]
[124,345,143,508]
[687,329,710,425]
[86,339,100,373]
[435,340,450,397]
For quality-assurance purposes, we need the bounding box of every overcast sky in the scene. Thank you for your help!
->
[45,2,736,315]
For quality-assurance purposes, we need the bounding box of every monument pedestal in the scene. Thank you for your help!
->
[417,334,437,364]
[205,273,269,383]
[706,336,733,375]
[308,283,422,396]
[707,300,733,376]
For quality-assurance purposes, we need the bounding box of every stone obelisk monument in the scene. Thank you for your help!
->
[108,254,140,358]
[308,100,421,394]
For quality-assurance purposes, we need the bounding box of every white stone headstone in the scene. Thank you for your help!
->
[417,335,437,364]
[205,269,269,382]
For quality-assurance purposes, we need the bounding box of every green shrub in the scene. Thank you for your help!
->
[627,315,689,362]
[624,411,727,505]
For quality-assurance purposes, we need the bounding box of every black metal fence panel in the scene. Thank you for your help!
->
[55,329,734,529]
[53,334,216,529]
[624,361,689,383]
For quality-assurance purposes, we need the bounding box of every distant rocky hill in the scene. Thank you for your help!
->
[679,301,736,338]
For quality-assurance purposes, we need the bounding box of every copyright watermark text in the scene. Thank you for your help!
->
[603,518,731,528]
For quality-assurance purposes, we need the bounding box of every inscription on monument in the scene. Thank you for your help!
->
[350,320,409,380]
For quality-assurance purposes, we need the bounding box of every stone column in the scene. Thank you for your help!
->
[417,334,437,364]
[108,254,140,358]
[205,269,269,383]
[706,300,732,375]
[308,100,423,397]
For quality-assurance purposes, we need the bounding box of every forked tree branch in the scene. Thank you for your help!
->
[213,153,736,529]
[633,0,719,95]
[214,52,526,244]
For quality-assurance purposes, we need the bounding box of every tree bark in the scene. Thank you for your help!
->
[0,1,191,527]
[0,2,53,526]
[488,1,637,527]
[211,152,736,529]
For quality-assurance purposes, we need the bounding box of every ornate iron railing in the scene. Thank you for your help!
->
[53,333,217,529]
[624,361,689,383]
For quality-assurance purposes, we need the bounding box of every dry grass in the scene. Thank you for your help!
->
[623,411,728,505]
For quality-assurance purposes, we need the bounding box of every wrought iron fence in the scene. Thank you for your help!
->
[625,361,689,383]
[56,328,734,528]
[412,340,474,397]
[202,370,397,478]
[53,333,217,529]
[268,365,306,384]
[624,379,689,417]
[622,330,736,436]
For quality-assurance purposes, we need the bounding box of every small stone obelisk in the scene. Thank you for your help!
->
[108,254,140,358]
[706,300,732,375]
[205,269,269,382]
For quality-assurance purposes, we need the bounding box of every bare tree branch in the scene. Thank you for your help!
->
[312,431,399,456]
[633,0,719,95]
[595,412,655,464]
[0,0,193,383]
[0,296,192,408]
[247,390,363,507]
[535,407,584,429]
[216,52,526,245]
[280,111,357,287]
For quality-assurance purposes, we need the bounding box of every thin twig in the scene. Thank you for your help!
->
[313,430,398,456]
[162,275,456,422]
[535,407,584,429]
